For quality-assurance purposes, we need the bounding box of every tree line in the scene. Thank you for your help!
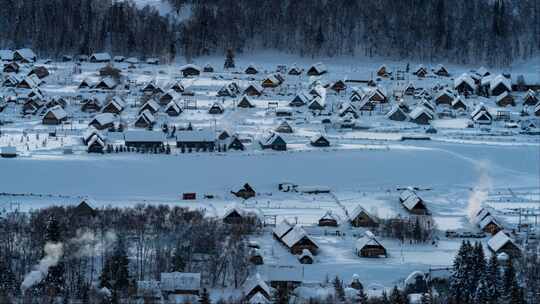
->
[0,0,538,66]
[0,204,256,303]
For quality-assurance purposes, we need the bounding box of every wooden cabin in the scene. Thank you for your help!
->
[231,183,256,200]
[180,64,201,77]
[496,92,516,107]
[318,211,340,227]
[42,106,68,125]
[310,134,330,147]
[237,95,255,108]
[349,205,378,227]
[487,231,521,258]
[355,231,387,258]
[259,132,287,151]
[307,63,327,76]
[124,130,165,148]
[400,189,429,215]
[298,249,314,264]
[176,129,216,151]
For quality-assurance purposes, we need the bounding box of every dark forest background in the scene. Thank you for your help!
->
[0,0,538,66]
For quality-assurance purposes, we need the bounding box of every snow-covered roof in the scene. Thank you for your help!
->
[299,249,313,259]
[91,113,115,126]
[471,103,492,121]
[141,99,159,112]
[160,272,200,292]
[96,77,117,89]
[319,210,341,223]
[496,91,511,102]
[260,131,285,146]
[281,225,316,248]
[273,219,293,239]
[487,231,517,253]
[165,100,181,112]
[90,52,111,61]
[126,57,139,64]
[355,231,384,251]
[454,73,475,90]
[404,271,425,287]
[137,110,156,123]
[349,205,373,222]
[265,265,303,282]
[386,105,406,119]
[106,96,125,109]
[176,129,215,142]
[243,273,272,297]
[490,75,511,92]
[124,130,165,142]
[477,66,489,77]
[87,134,105,148]
[479,215,500,230]
[180,64,201,72]
[308,62,327,74]
[409,106,434,120]
[15,48,36,61]
[45,106,68,120]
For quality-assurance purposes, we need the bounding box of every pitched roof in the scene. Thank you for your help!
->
[355,231,385,250]
[124,130,165,142]
[487,231,517,252]
[281,225,317,249]
[273,219,294,239]
[176,129,216,142]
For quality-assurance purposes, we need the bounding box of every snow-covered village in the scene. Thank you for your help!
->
[0,1,539,304]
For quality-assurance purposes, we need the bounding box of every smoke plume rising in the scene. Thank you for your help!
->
[21,242,63,291]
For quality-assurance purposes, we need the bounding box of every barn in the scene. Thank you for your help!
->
[434,64,449,77]
[479,216,503,235]
[289,93,309,107]
[451,97,467,111]
[228,136,245,151]
[434,90,454,106]
[523,90,538,106]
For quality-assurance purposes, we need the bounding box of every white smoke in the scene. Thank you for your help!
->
[21,230,117,292]
[21,242,64,292]
[467,161,492,222]
[71,229,117,258]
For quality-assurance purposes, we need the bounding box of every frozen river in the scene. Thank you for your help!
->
[1,141,538,200]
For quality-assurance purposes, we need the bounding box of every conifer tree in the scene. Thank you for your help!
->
[333,276,346,302]
[199,288,211,304]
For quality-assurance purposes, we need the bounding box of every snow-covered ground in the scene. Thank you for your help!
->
[0,51,539,292]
